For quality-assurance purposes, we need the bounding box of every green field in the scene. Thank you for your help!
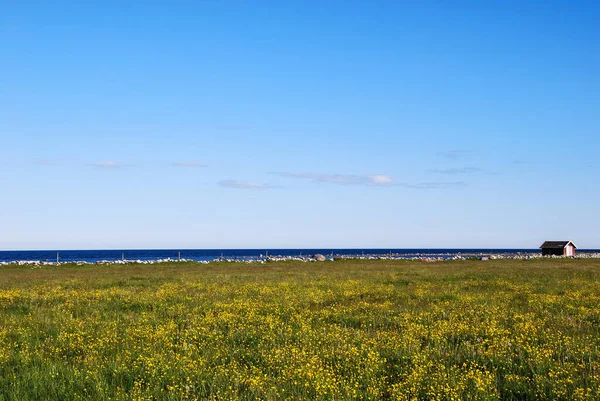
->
[1,259,599,400]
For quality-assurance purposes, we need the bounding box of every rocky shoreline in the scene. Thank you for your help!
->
[2,252,600,267]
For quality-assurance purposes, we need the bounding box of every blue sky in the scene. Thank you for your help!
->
[1,1,599,250]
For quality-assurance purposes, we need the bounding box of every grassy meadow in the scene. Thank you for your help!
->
[1,258,600,400]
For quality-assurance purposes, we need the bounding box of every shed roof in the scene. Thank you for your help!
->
[540,241,577,249]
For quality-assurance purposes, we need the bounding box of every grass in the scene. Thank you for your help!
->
[1,258,600,400]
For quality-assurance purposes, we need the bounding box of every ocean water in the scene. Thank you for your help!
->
[0,248,548,263]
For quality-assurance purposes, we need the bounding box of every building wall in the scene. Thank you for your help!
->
[566,244,575,257]
[542,248,564,256]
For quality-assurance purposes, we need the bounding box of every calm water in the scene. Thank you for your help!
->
[0,248,549,263]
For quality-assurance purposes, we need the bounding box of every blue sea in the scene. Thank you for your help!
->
[0,248,556,263]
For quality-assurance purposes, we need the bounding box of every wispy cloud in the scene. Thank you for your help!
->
[270,171,466,189]
[402,181,467,189]
[218,180,278,190]
[35,159,55,166]
[369,175,393,184]
[88,161,124,169]
[172,162,207,168]
[428,167,482,174]
[439,150,472,160]
[270,172,394,186]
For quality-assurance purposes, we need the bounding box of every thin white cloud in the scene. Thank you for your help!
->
[403,182,467,189]
[35,159,55,166]
[429,167,482,174]
[439,150,472,160]
[272,171,467,190]
[271,172,394,186]
[218,180,278,190]
[88,161,124,169]
[369,175,393,184]
[172,162,207,168]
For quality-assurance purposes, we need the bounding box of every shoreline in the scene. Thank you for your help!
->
[2,252,600,266]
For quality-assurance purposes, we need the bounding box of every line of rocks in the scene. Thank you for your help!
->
[2,252,599,267]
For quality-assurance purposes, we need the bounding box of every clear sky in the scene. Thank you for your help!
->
[1,1,599,250]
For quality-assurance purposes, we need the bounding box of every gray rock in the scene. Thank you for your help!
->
[313,254,327,262]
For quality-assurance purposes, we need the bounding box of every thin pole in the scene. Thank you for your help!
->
[122,252,124,261]
[56,252,59,263]
[178,251,181,261]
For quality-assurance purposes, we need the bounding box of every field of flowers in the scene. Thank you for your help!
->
[1,259,599,400]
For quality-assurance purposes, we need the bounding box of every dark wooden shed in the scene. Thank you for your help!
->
[540,241,577,257]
